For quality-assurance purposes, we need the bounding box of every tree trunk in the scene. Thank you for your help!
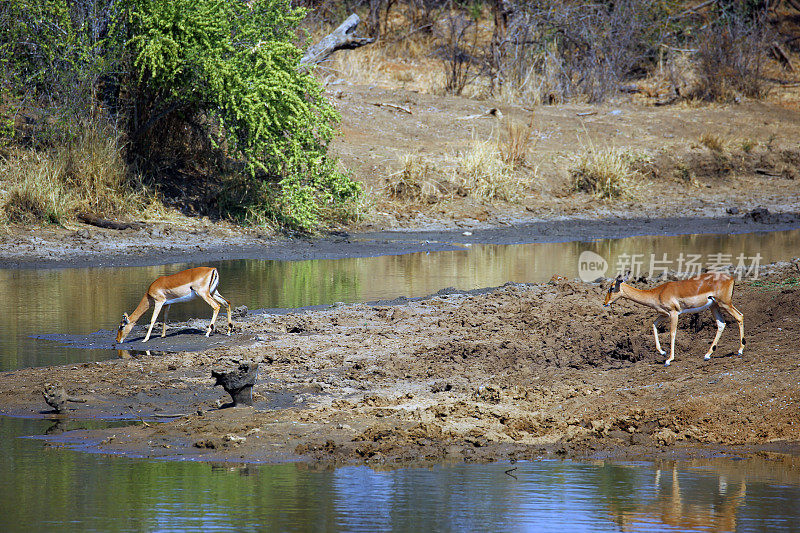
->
[300,14,375,66]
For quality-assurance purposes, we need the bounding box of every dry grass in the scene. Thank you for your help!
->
[569,147,643,199]
[699,132,726,153]
[0,122,159,224]
[499,114,536,169]
[385,153,446,204]
[740,138,757,153]
[455,140,521,202]
[1,153,72,223]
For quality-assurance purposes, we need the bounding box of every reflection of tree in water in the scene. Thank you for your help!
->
[2,229,800,370]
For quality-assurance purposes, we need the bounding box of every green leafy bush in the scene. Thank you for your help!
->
[121,0,361,231]
[1,0,361,232]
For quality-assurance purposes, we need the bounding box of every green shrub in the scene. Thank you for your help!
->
[1,0,361,232]
[121,0,361,231]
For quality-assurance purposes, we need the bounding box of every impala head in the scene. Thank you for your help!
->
[604,272,629,307]
[116,313,133,343]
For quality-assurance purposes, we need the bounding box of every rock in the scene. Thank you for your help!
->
[42,383,68,412]
[211,361,259,407]
[745,207,772,224]
[431,381,452,393]
[474,385,501,403]
[42,382,85,413]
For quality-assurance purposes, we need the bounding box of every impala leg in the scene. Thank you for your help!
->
[665,312,679,366]
[213,291,233,335]
[161,304,170,338]
[703,305,726,361]
[652,315,667,356]
[716,300,745,355]
[198,292,221,337]
[144,301,165,342]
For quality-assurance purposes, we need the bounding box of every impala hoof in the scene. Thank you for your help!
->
[658,350,666,356]
[664,361,671,367]
[704,354,711,360]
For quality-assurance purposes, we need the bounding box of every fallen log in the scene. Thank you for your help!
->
[371,102,413,114]
[770,41,795,72]
[78,213,145,231]
[300,14,375,66]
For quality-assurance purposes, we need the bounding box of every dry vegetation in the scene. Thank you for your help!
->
[2,1,800,230]
[569,147,645,199]
[0,123,166,225]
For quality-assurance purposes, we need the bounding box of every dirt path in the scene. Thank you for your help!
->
[2,261,798,465]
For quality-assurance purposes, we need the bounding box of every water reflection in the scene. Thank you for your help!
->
[1,229,799,370]
[2,417,799,532]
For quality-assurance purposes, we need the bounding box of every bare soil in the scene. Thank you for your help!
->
[2,84,800,268]
[329,84,800,230]
[2,262,799,465]
[2,82,800,466]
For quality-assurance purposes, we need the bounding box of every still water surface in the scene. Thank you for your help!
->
[2,229,799,371]
[2,229,800,531]
[2,416,800,532]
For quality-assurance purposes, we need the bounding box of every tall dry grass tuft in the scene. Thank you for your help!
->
[386,154,445,204]
[455,140,521,202]
[499,113,536,169]
[1,152,72,223]
[61,122,130,216]
[570,147,642,199]
[1,122,153,224]
[699,132,726,153]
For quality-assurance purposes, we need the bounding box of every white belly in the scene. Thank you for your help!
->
[679,298,713,315]
[165,290,197,305]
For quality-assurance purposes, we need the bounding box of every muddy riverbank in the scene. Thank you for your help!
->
[1,259,799,466]
[2,210,800,269]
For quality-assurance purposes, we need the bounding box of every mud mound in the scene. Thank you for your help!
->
[2,267,800,466]
[409,283,658,377]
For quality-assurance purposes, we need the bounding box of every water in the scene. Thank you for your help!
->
[1,229,799,371]
[2,416,799,532]
[3,229,800,531]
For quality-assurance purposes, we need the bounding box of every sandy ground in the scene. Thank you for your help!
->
[1,260,799,466]
[328,84,800,230]
[2,81,800,466]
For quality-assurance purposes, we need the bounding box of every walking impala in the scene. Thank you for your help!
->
[604,272,744,366]
[116,267,233,343]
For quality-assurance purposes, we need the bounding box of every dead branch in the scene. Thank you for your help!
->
[300,14,375,66]
[78,213,145,231]
[371,102,412,114]
[457,108,504,120]
[770,41,794,72]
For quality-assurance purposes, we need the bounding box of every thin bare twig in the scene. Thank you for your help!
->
[371,102,412,114]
